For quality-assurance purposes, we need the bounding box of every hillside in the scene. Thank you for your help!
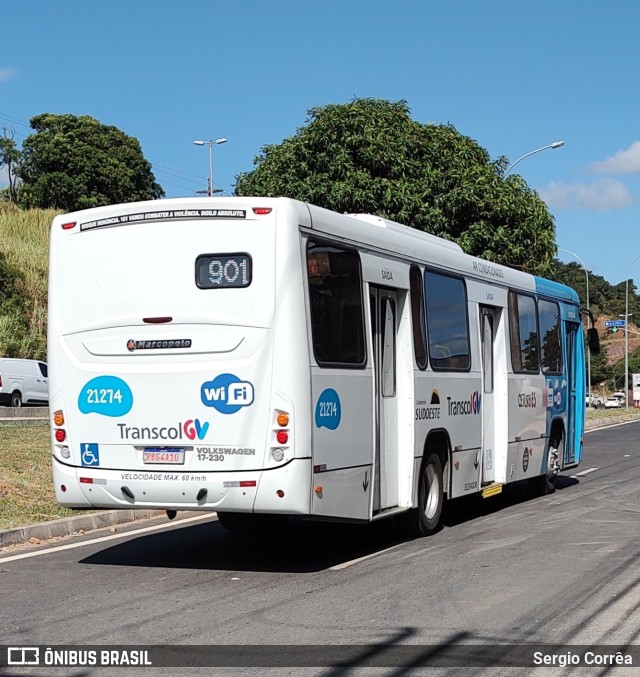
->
[0,202,59,360]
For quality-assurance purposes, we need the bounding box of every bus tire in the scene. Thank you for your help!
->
[10,391,22,408]
[529,472,556,496]
[529,437,561,496]
[401,452,444,537]
[216,512,288,534]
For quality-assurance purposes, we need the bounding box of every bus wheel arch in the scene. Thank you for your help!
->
[401,430,449,537]
[529,419,564,496]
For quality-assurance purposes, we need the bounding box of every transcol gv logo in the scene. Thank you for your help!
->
[201,373,255,414]
[117,419,209,441]
[447,390,481,416]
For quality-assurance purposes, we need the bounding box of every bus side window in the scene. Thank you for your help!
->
[538,299,562,374]
[508,291,540,373]
[424,271,470,371]
[307,242,366,368]
[409,265,428,370]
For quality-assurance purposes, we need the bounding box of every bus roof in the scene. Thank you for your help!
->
[51,196,576,303]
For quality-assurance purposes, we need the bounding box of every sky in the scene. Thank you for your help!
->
[1,0,639,286]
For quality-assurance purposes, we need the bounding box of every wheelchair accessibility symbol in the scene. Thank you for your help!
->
[81,443,100,467]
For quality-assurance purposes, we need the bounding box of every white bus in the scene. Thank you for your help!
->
[48,197,595,535]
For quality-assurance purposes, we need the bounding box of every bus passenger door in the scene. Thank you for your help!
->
[563,320,583,468]
[480,306,497,484]
[370,287,399,511]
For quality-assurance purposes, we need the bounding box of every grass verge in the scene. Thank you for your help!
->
[0,420,94,530]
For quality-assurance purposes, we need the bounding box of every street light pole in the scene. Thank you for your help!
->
[624,252,640,409]
[558,248,591,404]
[193,137,228,196]
[504,141,565,177]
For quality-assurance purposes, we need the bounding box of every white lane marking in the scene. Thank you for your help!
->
[0,514,213,564]
[329,542,406,571]
[570,467,599,478]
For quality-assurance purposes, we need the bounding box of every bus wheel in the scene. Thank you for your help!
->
[529,438,561,496]
[10,391,22,408]
[400,452,444,537]
[216,512,289,534]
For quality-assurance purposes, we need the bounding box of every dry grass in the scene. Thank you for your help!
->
[0,421,93,530]
[586,406,640,420]
[0,202,59,358]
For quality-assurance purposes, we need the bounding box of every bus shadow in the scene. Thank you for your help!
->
[442,475,579,528]
[80,516,413,574]
[81,476,580,573]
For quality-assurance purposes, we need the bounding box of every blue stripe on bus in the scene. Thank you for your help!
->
[534,276,580,304]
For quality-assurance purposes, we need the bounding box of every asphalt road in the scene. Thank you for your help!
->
[1,421,639,676]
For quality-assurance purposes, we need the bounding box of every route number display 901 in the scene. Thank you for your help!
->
[196,253,252,289]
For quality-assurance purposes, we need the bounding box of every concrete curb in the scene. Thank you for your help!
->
[0,406,49,421]
[0,509,163,549]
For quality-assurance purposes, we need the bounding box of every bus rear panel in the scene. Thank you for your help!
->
[48,199,313,515]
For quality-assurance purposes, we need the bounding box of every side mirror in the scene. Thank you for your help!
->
[587,327,600,355]
[580,307,600,354]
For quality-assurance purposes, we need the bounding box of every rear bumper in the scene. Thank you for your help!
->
[52,456,312,514]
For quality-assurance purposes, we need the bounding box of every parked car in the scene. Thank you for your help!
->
[0,358,49,407]
[585,394,603,408]
[604,397,623,409]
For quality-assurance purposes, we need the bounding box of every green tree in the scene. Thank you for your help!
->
[236,98,556,273]
[0,130,20,203]
[16,113,164,211]
[589,342,611,388]
[550,259,640,321]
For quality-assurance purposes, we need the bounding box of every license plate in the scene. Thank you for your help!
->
[142,448,185,464]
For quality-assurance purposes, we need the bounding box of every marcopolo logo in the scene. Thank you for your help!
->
[201,373,255,414]
[447,391,481,416]
[127,338,192,352]
[117,419,209,441]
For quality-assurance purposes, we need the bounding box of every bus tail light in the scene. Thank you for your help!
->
[53,409,68,445]
[61,222,76,230]
[271,410,291,464]
[252,207,272,215]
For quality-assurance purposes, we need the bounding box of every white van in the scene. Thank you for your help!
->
[0,358,49,407]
